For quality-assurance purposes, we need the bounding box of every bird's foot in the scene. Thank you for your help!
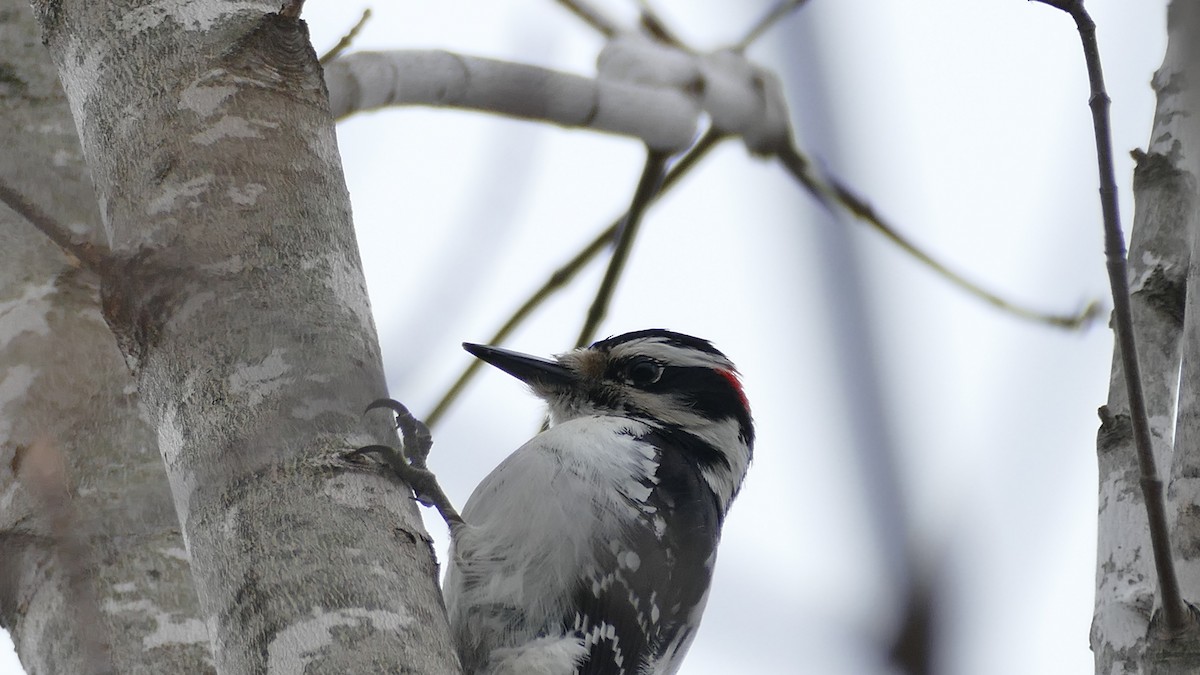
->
[350,398,463,528]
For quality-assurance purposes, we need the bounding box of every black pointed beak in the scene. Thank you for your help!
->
[463,343,576,388]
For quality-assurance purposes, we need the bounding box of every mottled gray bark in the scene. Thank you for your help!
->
[1167,0,1200,645]
[1093,0,1200,672]
[0,1,212,673]
[15,1,459,672]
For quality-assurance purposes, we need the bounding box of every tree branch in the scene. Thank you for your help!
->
[278,0,304,20]
[1033,0,1191,636]
[574,150,669,348]
[319,8,371,65]
[552,0,619,37]
[424,130,724,427]
[0,180,108,273]
[632,0,687,49]
[323,50,698,152]
[776,144,1099,329]
[733,0,810,51]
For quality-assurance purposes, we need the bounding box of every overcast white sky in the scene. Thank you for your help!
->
[0,1,1170,673]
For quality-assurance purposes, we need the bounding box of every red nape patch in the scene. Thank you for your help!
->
[717,369,750,411]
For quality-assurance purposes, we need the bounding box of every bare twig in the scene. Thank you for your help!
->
[425,130,725,427]
[0,180,107,273]
[319,8,372,65]
[278,0,304,19]
[553,0,619,37]
[734,0,810,51]
[425,231,607,428]
[632,0,686,49]
[574,151,669,348]
[776,144,1099,329]
[1033,0,1191,635]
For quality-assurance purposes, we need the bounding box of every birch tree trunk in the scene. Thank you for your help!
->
[1093,0,1200,671]
[0,1,212,672]
[6,1,460,672]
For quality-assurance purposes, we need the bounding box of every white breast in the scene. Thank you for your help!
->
[444,416,660,672]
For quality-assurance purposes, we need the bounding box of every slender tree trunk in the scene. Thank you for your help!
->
[0,1,212,672]
[1093,0,1200,671]
[8,1,460,672]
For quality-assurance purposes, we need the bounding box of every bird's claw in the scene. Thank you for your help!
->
[357,399,463,527]
[364,398,433,468]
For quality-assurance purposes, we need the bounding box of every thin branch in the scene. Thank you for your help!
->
[1033,0,1191,635]
[574,150,669,348]
[278,0,304,19]
[425,231,607,428]
[424,129,724,427]
[734,0,810,51]
[632,0,687,49]
[0,180,107,273]
[319,8,371,65]
[553,0,619,37]
[776,144,1099,329]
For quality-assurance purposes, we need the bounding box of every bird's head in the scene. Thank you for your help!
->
[464,330,754,506]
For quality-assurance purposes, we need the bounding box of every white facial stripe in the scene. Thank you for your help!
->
[604,338,735,372]
[696,416,750,510]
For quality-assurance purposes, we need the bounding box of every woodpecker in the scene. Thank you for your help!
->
[445,329,754,675]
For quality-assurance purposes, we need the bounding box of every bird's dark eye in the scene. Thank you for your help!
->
[625,357,663,386]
